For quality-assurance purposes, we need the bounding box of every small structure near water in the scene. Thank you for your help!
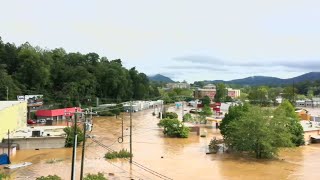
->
[2,126,66,150]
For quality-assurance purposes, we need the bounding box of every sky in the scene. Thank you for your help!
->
[1,0,320,83]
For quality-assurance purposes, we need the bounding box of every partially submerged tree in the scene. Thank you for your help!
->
[225,106,293,159]
[158,118,190,138]
[63,126,84,147]
[274,100,305,146]
[219,103,249,136]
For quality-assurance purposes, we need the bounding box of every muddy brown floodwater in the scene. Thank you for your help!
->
[2,107,320,180]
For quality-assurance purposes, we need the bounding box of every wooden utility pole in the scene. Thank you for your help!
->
[6,86,8,101]
[71,109,78,180]
[130,101,133,163]
[7,130,10,162]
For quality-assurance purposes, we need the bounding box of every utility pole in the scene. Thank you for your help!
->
[80,110,87,180]
[182,101,184,120]
[293,80,295,104]
[7,130,10,162]
[71,109,78,180]
[6,86,8,101]
[129,101,133,163]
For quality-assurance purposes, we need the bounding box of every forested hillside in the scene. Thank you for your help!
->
[0,37,160,107]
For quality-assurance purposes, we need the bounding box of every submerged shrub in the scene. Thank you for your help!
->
[84,172,107,180]
[36,175,62,180]
[104,149,132,159]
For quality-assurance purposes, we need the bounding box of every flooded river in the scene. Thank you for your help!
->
[3,107,320,179]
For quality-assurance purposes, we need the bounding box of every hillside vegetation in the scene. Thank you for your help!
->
[0,37,160,106]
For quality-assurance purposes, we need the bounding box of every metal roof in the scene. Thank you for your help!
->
[0,101,25,111]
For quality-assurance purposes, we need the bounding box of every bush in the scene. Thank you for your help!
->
[164,112,178,119]
[0,172,9,180]
[36,175,62,180]
[158,118,190,138]
[104,149,132,159]
[182,113,192,122]
[110,108,121,116]
[98,111,115,116]
[84,172,107,180]
[63,126,84,147]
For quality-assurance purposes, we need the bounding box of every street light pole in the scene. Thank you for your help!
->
[80,110,87,180]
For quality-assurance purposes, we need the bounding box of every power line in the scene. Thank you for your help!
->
[85,147,147,180]
[90,138,173,180]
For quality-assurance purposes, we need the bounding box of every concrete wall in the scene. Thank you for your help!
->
[0,101,27,141]
[2,137,65,150]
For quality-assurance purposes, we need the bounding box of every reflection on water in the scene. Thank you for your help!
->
[3,107,320,180]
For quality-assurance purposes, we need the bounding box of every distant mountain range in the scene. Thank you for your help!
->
[208,72,320,86]
[148,74,175,83]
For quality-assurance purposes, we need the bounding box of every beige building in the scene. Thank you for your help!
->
[166,82,190,89]
[0,101,27,141]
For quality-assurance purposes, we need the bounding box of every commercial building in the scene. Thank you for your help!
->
[0,101,27,141]
[193,85,241,100]
[122,100,163,112]
[166,82,190,89]
[296,98,320,108]
[36,107,82,121]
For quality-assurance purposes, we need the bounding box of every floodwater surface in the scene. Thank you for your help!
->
[3,107,320,180]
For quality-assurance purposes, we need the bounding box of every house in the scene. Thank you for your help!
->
[0,101,27,141]
[300,120,320,144]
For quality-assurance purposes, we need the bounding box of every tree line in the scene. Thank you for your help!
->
[0,37,160,107]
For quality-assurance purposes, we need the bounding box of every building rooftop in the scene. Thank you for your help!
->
[0,101,25,111]
[300,120,320,132]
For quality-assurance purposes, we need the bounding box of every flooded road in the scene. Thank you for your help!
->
[3,107,320,179]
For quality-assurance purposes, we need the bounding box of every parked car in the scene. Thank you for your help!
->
[189,109,200,114]
[27,119,36,124]
[37,119,46,124]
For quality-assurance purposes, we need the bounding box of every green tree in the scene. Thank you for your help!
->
[283,86,297,104]
[183,113,192,122]
[220,103,249,136]
[274,100,305,146]
[164,112,178,119]
[158,118,190,138]
[63,126,84,147]
[225,106,293,159]
[214,83,227,102]
[248,86,269,105]
[200,105,212,116]
[201,95,211,106]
